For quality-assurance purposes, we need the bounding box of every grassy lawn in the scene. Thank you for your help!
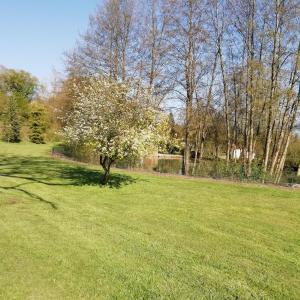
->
[0,142,299,299]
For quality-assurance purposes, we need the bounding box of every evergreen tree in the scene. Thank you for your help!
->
[29,106,46,144]
[3,97,21,143]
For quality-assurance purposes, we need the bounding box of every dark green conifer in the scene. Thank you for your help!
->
[3,97,21,143]
[29,107,46,144]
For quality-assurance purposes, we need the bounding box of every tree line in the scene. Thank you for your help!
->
[0,67,48,144]
[1,0,299,184]
[62,0,300,183]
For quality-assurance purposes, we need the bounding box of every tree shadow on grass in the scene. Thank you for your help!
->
[0,155,138,209]
[60,164,137,188]
[0,182,58,209]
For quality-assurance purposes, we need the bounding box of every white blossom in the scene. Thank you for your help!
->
[63,77,168,176]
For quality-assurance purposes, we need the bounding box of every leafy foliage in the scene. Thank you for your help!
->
[166,112,181,154]
[0,68,39,100]
[0,68,42,143]
[63,77,168,183]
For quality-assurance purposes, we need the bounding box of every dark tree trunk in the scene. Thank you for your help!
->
[99,156,114,185]
[102,168,111,185]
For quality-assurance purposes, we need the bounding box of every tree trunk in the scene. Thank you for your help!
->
[274,83,300,183]
[272,42,300,180]
[100,156,114,185]
[197,51,218,162]
[263,0,281,178]
[182,1,195,176]
[102,168,111,185]
[219,43,231,165]
[245,0,256,178]
[182,122,191,175]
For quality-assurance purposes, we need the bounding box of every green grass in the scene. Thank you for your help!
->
[0,142,299,299]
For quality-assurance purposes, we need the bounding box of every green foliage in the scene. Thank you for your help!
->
[0,91,7,112]
[166,112,181,154]
[0,68,39,100]
[155,158,267,181]
[29,103,47,144]
[2,97,21,143]
[0,68,40,119]
[286,136,300,167]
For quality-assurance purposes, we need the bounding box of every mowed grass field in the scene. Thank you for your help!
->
[0,142,299,299]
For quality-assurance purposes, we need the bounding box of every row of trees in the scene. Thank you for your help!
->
[62,0,300,183]
[0,67,48,144]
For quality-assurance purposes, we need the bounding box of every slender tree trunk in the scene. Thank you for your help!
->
[192,98,201,175]
[182,1,196,176]
[149,2,157,90]
[198,51,218,160]
[100,156,114,185]
[245,0,256,177]
[192,50,218,175]
[219,43,231,165]
[232,71,239,146]
[270,108,289,175]
[271,42,300,177]
[275,83,300,183]
[274,132,291,184]
[183,101,191,175]
[263,0,281,177]
[192,134,199,175]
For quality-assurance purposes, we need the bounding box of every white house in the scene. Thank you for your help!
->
[232,148,255,161]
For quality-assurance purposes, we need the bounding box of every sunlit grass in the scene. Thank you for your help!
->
[0,142,299,299]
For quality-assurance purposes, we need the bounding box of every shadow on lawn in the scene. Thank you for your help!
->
[0,155,138,209]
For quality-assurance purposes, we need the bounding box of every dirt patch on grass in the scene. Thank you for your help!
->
[1,198,22,206]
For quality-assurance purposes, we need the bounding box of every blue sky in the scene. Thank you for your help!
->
[0,0,100,85]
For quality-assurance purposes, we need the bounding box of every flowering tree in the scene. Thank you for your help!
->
[63,77,168,184]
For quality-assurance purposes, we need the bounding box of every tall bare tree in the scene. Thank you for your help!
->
[164,0,207,174]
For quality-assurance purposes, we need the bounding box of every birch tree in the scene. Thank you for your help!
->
[164,0,207,174]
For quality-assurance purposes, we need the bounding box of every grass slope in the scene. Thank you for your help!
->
[0,142,299,299]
